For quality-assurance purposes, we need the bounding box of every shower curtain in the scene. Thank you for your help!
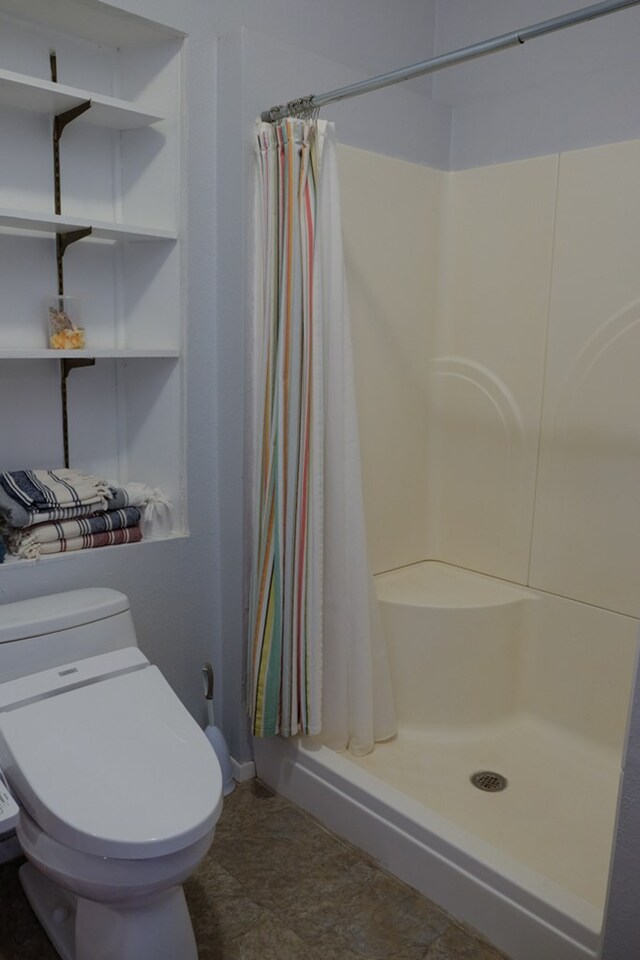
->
[249,118,396,756]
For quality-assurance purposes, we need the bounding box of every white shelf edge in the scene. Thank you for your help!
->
[0,349,180,359]
[0,208,177,242]
[1,532,189,567]
[0,1,183,48]
[0,67,163,130]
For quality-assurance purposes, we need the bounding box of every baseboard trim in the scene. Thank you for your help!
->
[230,757,256,782]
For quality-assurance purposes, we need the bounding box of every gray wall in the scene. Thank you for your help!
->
[209,0,439,96]
[601,650,640,959]
[433,0,640,168]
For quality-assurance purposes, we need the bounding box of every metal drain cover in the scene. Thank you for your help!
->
[470,770,508,793]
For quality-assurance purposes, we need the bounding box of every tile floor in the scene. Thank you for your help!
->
[0,780,511,960]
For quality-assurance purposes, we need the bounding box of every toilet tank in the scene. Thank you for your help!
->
[0,589,138,683]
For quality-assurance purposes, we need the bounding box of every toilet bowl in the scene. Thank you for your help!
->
[0,589,224,960]
[17,807,216,903]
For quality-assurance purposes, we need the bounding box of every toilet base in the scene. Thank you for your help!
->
[20,862,199,960]
[20,862,76,960]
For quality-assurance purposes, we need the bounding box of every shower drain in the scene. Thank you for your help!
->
[470,770,508,793]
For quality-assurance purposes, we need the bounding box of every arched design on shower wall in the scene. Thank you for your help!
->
[531,292,640,614]
[428,355,529,580]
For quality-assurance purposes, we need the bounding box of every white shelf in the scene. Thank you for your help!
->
[0,208,177,242]
[0,4,184,529]
[0,349,180,359]
[1,533,189,566]
[0,67,163,130]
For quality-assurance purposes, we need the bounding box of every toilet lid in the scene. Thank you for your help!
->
[0,666,223,859]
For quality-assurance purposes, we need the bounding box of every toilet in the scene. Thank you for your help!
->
[0,588,223,960]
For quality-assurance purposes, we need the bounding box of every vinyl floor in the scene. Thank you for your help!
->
[0,779,511,960]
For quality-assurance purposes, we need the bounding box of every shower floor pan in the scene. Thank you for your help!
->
[349,716,619,913]
[255,561,639,960]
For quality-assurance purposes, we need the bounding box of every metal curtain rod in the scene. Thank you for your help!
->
[261,0,640,122]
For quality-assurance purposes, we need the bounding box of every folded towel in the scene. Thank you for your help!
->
[37,525,142,557]
[0,494,104,529]
[0,482,159,530]
[4,506,142,560]
[0,469,110,528]
[0,467,170,555]
[0,484,36,528]
[104,487,131,511]
[106,482,172,538]
[1,469,110,510]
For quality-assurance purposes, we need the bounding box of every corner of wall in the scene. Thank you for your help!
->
[215,25,253,763]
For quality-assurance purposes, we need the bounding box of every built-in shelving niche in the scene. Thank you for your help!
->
[0,0,187,553]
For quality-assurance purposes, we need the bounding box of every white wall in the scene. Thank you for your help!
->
[433,0,640,169]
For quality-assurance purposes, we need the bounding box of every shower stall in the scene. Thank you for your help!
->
[252,5,640,958]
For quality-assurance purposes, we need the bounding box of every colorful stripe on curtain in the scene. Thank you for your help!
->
[249,118,323,738]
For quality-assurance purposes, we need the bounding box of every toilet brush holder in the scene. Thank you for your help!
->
[202,663,235,796]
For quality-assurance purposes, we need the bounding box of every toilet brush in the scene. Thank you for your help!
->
[202,663,235,796]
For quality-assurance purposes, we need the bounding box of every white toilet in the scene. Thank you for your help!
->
[0,588,223,960]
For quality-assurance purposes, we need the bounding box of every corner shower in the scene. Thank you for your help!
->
[251,4,640,959]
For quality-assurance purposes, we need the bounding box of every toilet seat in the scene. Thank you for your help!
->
[0,659,222,860]
[17,806,216,903]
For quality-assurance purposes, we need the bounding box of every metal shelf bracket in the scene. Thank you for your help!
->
[56,227,92,295]
[60,357,96,469]
[49,51,97,469]
[50,52,92,216]
[52,102,92,215]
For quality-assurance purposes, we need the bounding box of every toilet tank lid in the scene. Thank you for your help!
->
[0,589,130,645]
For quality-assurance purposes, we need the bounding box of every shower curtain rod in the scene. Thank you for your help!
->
[261,0,640,122]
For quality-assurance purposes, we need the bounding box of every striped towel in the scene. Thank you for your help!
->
[4,507,141,560]
[107,483,155,510]
[106,483,172,539]
[0,469,110,528]
[38,525,142,557]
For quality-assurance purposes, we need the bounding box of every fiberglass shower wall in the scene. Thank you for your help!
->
[338,138,640,621]
[338,144,443,576]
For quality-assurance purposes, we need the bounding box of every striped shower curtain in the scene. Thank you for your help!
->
[249,118,396,753]
[248,118,323,738]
